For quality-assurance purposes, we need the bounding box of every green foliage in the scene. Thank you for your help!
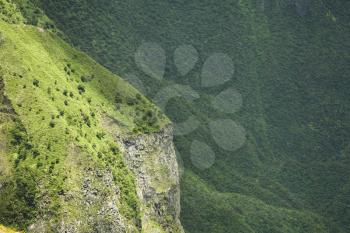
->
[77,84,85,94]
[0,0,24,23]
[32,79,39,87]
[0,171,39,228]
[49,120,55,128]
[114,91,163,133]
[0,121,39,228]
[3,0,55,28]
[181,171,336,233]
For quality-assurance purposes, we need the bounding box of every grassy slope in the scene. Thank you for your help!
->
[14,0,350,232]
[0,1,169,230]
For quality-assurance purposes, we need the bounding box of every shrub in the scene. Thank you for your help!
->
[146,110,154,118]
[43,22,55,30]
[49,120,55,128]
[32,79,40,87]
[115,93,123,104]
[126,97,138,106]
[11,127,25,145]
[81,112,91,127]
[81,75,94,82]
[32,150,40,158]
[77,84,85,94]
[110,146,119,155]
[80,76,89,82]
[48,164,54,174]
[85,118,91,127]
[96,132,105,140]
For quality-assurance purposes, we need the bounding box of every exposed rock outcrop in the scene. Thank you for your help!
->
[119,126,184,233]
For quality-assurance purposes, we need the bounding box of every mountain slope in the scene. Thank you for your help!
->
[34,0,350,232]
[0,1,183,232]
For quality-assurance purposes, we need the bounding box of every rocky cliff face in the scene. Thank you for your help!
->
[120,126,183,233]
[103,116,184,233]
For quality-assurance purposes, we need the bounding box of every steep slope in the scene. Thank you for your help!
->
[0,1,183,232]
[34,0,350,232]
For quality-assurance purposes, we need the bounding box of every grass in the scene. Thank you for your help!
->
[0,225,22,233]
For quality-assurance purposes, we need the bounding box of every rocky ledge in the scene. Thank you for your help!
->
[119,125,184,233]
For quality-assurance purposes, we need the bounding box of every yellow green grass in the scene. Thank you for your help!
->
[0,225,22,233]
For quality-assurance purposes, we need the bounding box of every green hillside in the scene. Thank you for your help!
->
[0,1,173,231]
[33,0,350,232]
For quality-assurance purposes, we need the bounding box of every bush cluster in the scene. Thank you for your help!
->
[32,79,39,87]
[77,84,85,94]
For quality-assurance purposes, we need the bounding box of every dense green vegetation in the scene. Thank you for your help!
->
[0,2,170,230]
[32,0,350,232]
